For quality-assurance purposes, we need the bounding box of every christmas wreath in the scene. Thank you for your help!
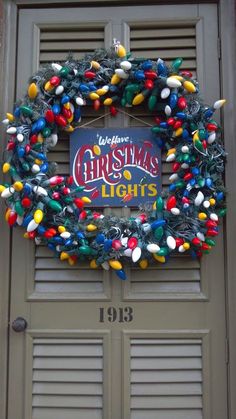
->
[0,41,226,280]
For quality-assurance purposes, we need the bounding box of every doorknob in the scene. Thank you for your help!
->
[11,317,28,332]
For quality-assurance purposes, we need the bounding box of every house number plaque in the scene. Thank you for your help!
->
[99,307,134,323]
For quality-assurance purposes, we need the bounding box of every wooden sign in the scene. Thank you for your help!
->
[70,127,162,207]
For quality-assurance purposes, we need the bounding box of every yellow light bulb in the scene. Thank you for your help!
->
[3,163,10,173]
[44,81,53,91]
[93,145,101,156]
[209,198,216,206]
[81,196,91,204]
[89,92,100,100]
[86,224,97,232]
[109,260,122,270]
[5,208,11,222]
[35,159,42,165]
[123,170,132,180]
[103,98,113,106]
[167,148,176,156]
[111,74,121,85]
[58,226,66,233]
[64,102,71,110]
[183,80,196,93]
[117,44,126,58]
[153,254,165,263]
[6,113,14,122]
[193,131,199,141]
[13,181,24,191]
[132,93,145,106]
[96,88,108,96]
[60,252,69,261]
[198,212,207,220]
[175,127,183,137]
[90,259,98,269]
[91,60,100,70]
[28,83,38,99]
[34,209,43,224]
[65,125,74,133]
[139,259,148,269]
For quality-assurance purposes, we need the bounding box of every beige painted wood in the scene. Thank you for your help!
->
[6,3,229,419]
[0,1,18,418]
[219,1,236,417]
[8,0,220,4]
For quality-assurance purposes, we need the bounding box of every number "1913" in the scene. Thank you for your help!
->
[99,307,134,323]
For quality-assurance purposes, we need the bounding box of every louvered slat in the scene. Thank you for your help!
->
[127,256,201,295]
[130,338,203,419]
[40,27,104,63]
[34,246,105,294]
[32,338,103,419]
[32,408,102,419]
[130,24,196,71]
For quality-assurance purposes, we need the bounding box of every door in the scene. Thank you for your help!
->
[8,4,228,419]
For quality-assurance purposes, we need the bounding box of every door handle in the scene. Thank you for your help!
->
[11,317,28,332]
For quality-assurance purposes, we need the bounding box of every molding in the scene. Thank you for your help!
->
[219,0,236,418]
[0,1,17,418]
[12,0,219,6]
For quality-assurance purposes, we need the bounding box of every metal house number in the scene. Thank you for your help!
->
[99,307,134,323]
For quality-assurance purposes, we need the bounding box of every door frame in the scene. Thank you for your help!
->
[0,1,235,418]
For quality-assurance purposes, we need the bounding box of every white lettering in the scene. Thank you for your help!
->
[98,135,130,146]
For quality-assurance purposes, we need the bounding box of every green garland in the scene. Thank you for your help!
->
[0,41,226,279]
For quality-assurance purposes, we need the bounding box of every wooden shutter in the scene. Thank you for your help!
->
[124,21,201,299]
[33,25,107,299]
[32,337,104,419]
[130,338,203,419]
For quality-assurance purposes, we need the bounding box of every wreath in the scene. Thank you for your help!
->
[0,41,226,280]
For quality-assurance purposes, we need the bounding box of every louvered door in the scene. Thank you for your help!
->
[30,336,106,419]
[8,4,227,419]
[127,337,204,419]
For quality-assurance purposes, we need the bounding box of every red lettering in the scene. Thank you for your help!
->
[150,156,159,176]
[133,145,145,167]
[113,148,125,170]
[73,143,160,188]
[73,145,93,187]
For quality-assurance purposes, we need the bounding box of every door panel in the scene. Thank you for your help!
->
[123,333,210,419]
[25,332,110,419]
[8,4,227,419]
